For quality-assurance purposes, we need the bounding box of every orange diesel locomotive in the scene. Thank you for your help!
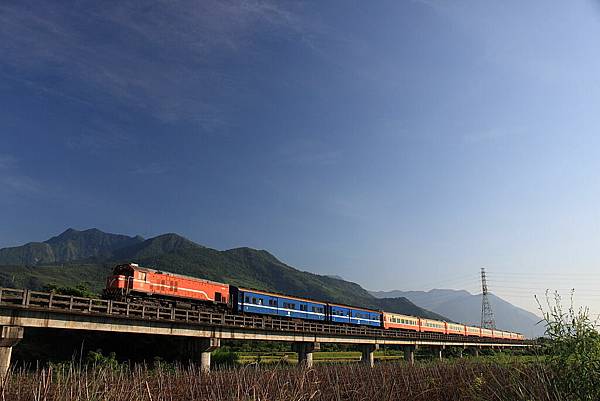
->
[104,263,230,306]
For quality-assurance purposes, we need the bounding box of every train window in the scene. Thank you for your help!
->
[245,296,250,303]
[252,297,257,304]
[140,272,147,281]
[273,300,278,307]
[257,298,263,305]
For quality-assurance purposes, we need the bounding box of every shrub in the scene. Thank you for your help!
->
[211,349,239,368]
[86,349,120,369]
[44,284,96,298]
[538,290,600,401]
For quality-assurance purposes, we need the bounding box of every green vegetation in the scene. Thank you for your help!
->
[211,349,240,367]
[0,263,110,294]
[538,291,600,401]
[235,350,405,364]
[44,283,97,298]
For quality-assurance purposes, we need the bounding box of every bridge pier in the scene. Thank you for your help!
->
[437,346,444,360]
[198,337,220,373]
[360,344,379,367]
[0,326,24,378]
[403,345,416,365]
[293,342,319,368]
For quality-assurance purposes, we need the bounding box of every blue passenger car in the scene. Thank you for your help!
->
[232,287,326,321]
[327,303,382,327]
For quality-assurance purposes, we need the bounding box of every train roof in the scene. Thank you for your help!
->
[236,287,380,313]
[117,263,228,287]
[327,302,381,314]
[235,287,329,305]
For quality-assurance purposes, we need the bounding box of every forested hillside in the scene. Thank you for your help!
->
[0,228,446,319]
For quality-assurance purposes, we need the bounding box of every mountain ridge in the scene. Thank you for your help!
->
[0,228,144,266]
[0,228,446,320]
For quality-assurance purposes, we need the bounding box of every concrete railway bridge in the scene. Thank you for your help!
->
[0,288,529,375]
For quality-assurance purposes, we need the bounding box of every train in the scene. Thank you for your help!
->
[103,263,525,340]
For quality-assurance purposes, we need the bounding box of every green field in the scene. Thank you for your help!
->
[236,350,405,364]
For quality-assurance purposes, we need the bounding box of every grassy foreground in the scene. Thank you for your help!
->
[1,360,559,401]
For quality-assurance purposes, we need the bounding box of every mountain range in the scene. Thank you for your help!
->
[370,288,544,338]
[0,228,445,320]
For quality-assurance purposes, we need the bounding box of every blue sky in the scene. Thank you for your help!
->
[2,0,600,315]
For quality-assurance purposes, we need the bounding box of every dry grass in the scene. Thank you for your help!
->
[0,360,561,401]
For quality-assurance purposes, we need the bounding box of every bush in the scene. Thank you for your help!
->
[211,349,239,368]
[44,284,96,298]
[538,291,600,401]
[86,349,120,369]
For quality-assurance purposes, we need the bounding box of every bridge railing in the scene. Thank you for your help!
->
[0,288,526,344]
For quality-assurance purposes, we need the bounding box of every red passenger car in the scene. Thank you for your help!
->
[104,263,230,306]
[420,318,447,334]
[447,323,466,336]
[481,328,493,338]
[465,326,481,337]
[382,312,420,332]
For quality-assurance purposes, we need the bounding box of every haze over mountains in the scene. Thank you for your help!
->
[0,228,445,320]
[371,289,544,338]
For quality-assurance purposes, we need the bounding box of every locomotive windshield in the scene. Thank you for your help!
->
[112,264,135,276]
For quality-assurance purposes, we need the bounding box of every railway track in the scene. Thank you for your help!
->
[0,288,528,345]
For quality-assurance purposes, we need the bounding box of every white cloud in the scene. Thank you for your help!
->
[0,154,42,195]
[278,139,343,167]
[130,162,172,176]
[0,154,17,169]
[0,1,305,131]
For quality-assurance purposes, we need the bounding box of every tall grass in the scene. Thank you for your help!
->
[1,360,560,401]
[538,291,600,401]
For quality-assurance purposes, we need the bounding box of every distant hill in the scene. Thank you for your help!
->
[0,228,144,265]
[0,228,446,320]
[371,288,544,338]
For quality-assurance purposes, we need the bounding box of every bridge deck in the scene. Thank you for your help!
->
[0,288,527,347]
